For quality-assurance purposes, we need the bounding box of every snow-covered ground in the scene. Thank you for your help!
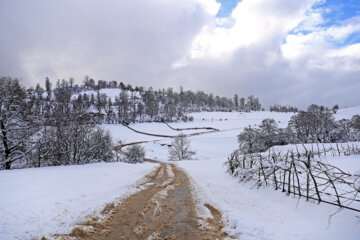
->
[177,159,360,240]
[336,106,360,120]
[115,109,360,240]
[0,162,158,239]
[71,88,140,102]
[1,108,360,239]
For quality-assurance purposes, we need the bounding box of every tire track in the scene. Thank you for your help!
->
[57,163,230,240]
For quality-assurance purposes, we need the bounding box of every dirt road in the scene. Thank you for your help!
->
[54,139,230,240]
[59,161,228,240]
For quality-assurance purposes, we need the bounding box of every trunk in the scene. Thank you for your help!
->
[37,145,41,168]
[5,161,11,170]
[1,120,10,161]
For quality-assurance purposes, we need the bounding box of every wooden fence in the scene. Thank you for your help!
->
[225,143,360,212]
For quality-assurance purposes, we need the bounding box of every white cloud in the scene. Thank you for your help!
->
[281,16,360,70]
[293,9,325,32]
[174,0,320,65]
[193,0,220,15]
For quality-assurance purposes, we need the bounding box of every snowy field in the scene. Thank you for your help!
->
[0,162,158,239]
[116,109,360,240]
[1,108,360,239]
[336,106,360,120]
[177,159,360,240]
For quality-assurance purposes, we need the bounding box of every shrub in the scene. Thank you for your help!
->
[124,145,145,164]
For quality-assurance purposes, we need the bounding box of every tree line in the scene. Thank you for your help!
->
[29,76,262,124]
[1,76,263,170]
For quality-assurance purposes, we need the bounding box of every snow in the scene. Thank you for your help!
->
[177,158,360,240]
[268,142,360,155]
[71,88,140,101]
[336,106,360,120]
[324,155,360,175]
[0,162,158,239]
[2,108,360,239]
[177,111,293,129]
[169,111,360,239]
[101,110,360,240]
[101,124,160,143]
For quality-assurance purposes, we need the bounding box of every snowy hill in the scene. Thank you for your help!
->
[336,105,360,120]
[71,88,141,102]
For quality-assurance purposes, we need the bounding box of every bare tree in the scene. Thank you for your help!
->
[169,134,195,161]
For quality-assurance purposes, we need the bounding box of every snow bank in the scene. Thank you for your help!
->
[176,158,360,240]
[0,162,158,239]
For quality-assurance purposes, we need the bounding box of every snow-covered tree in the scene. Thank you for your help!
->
[259,118,283,148]
[169,134,195,161]
[0,77,30,169]
[288,105,336,143]
[237,126,263,154]
[124,144,145,163]
[352,115,360,132]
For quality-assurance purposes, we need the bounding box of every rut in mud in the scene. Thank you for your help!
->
[61,163,228,240]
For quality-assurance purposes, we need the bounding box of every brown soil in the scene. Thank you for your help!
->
[56,163,229,240]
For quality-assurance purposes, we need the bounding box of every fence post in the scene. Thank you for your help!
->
[306,151,311,201]
[288,161,292,194]
[259,156,268,185]
[336,143,340,156]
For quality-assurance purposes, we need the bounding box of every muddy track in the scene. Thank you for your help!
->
[58,163,229,240]
[54,134,232,239]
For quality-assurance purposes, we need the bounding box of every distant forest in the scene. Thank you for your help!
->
[31,76,265,124]
[0,76,345,170]
[0,76,263,170]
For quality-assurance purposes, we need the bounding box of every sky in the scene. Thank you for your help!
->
[0,0,359,108]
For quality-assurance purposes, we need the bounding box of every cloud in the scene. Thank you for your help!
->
[0,0,359,109]
[281,15,360,70]
[0,0,214,85]
[180,0,320,60]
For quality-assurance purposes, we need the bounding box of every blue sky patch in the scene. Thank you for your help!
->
[287,0,360,47]
[317,0,360,27]
[216,0,241,18]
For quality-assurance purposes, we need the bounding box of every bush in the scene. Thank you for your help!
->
[124,145,145,164]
